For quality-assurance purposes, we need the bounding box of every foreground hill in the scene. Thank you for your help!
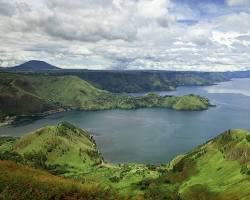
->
[0,122,163,198]
[0,122,249,199]
[0,160,122,200]
[144,129,250,199]
[0,73,212,124]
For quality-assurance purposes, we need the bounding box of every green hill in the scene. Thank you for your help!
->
[0,123,102,175]
[0,73,108,117]
[0,73,213,125]
[0,160,122,200]
[49,69,229,93]
[0,123,249,199]
[143,129,250,200]
[0,122,162,198]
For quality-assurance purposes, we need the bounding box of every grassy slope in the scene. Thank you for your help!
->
[0,73,212,121]
[0,123,162,198]
[0,123,249,199]
[149,129,250,200]
[0,160,122,200]
[11,122,103,176]
[25,75,108,108]
[0,74,54,118]
[54,70,228,93]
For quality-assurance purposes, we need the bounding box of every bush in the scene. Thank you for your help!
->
[240,165,250,175]
[246,134,250,142]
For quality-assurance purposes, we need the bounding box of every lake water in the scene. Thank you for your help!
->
[1,78,250,164]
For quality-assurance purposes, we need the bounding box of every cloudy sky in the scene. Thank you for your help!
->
[0,0,250,71]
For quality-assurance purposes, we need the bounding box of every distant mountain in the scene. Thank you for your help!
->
[6,60,60,72]
[224,70,250,78]
[3,59,250,93]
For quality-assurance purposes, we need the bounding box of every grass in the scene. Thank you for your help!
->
[0,160,123,200]
[1,123,249,199]
[0,72,212,122]
[12,122,102,176]
[51,69,228,93]
[170,129,250,200]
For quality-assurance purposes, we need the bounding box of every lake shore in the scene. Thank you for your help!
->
[0,107,72,127]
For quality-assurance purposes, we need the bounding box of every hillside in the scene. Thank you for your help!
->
[0,160,122,200]
[0,123,249,199]
[50,70,229,93]
[143,129,250,200]
[0,73,213,124]
[5,60,250,93]
[0,122,164,197]
[0,122,102,174]
[7,60,60,72]
[3,60,231,93]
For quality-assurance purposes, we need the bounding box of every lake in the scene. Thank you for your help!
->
[1,78,250,164]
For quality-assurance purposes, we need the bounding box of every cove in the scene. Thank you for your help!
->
[1,78,250,164]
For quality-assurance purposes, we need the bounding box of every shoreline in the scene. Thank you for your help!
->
[0,94,214,127]
[0,107,73,127]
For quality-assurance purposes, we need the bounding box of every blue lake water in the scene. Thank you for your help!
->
[1,78,250,164]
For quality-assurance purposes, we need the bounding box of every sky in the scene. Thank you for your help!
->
[0,0,250,71]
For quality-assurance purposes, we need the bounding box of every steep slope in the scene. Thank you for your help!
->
[11,122,102,176]
[7,60,60,72]
[52,70,229,93]
[0,73,109,121]
[0,122,163,198]
[0,75,55,119]
[144,129,250,200]
[0,73,213,124]
[0,160,122,200]
[0,123,249,199]
[22,74,109,108]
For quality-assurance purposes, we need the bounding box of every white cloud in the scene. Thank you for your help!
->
[0,0,250,71]
[227,0,250,6]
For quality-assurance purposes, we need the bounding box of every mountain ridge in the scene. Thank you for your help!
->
[3,59,250,93]
[0,72,213,126]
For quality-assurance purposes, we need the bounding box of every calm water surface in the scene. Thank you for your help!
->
[1,78,250,164]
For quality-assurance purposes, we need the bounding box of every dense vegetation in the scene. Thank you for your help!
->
[0,72,212,123]
[0,122,249,199]
[49,70,229,93]
[4,60,231,93]
[0,160,122,200]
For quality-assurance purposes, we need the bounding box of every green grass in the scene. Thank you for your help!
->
[55,70,228,93]
[12,122,102,176]
[0,122,164,198]
[0,73,213,122]
[169,129,250,200]
[0,160,123,200]
[1,123,249,199]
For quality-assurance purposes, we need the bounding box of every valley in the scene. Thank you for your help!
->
[1,0,250,198]
[0,61,250,200]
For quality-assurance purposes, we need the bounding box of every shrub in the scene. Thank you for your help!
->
[246,134,250,142]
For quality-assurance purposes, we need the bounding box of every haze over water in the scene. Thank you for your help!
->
[1,78,250,164]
